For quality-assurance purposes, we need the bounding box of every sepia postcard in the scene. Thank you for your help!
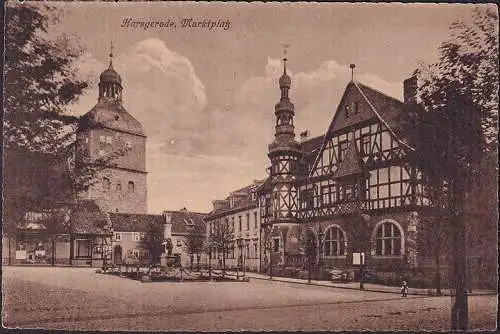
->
[2,1,498,332]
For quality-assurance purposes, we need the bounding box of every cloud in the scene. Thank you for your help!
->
[71,42,404,213]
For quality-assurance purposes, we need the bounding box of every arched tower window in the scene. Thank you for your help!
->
[102,177,110,191]
[127,181,135,193]
[116,183,122,192]
[374,221,402,256]
[324,225,346,256]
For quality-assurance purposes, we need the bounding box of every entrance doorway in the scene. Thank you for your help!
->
[113,245,122,265]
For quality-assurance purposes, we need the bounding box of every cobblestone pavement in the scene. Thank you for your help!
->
[2,266,497,331]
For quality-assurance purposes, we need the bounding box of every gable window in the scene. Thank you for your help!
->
[324,226,346,256]
[102,177,110,191]
[344,105,350,118]
[127,181,135,193]
[354,101,360,114]
[374,221,402,256]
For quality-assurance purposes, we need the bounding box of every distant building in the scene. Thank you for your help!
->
[205,180,264,271]
[110,209,207,267]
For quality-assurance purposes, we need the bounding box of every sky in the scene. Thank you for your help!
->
[34,2,484,214]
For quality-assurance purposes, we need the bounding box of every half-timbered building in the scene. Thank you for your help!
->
[258,60,432,278]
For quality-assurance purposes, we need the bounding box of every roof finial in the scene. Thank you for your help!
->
[109,41,114,68]
[283,44,290,74]
[350,63,356,82]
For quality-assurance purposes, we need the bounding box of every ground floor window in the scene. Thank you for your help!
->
[324,226,346,256]
[76,239,91,258]
[374,221,402,256]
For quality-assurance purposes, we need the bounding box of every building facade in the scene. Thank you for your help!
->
[258,59,437,278]
[205,181,263,271]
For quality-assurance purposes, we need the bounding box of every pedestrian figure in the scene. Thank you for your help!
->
[401,280,408,297]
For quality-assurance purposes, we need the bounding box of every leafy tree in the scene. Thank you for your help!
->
[3,3,87,236]
[139,222,164,264]
[184,225,205,270]
[3,3,127,265]
[208,219,234,276]
[402,7,498,330]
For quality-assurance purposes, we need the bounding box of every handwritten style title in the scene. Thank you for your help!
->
[121,18,231,31]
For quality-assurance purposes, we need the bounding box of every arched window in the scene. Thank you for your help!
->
[103,177,110,191]
[324,226,346,256]
[127,181,135,193]
[374,221,402,256]
[116,183,122,192]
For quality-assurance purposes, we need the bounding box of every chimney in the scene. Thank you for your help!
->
[300,130,310,143]
[403,76,417,105]
[163,212,172,239]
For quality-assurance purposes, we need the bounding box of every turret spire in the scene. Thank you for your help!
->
[283,44,290,75]
[109,41,114,68]
[350,63,356,82]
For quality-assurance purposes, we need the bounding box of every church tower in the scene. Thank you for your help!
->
[76,45,147,214]
[267,53,301,226]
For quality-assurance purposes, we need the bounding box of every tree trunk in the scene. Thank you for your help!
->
[51,236,55,266]
[8,236,12,265]
[435,249,442,295]
[450,180,468,330]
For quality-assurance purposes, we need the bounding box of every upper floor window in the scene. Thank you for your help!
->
[339,141,349,160]
[361,135,371,155]
[254,212,258,229]
[324,226,346,256]
[114,232,121,241]
[128,181,135,193]
[116,183,122,192]
[273,238,280,252]
[238,216,242,231]
[132,232,140,242]
[102,177,110,191]
[246,214,250,230]
[374,221,402,256]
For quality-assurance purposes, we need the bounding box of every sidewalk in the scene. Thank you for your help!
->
[244,272,497,297]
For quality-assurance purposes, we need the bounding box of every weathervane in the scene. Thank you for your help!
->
[350,63,356,81]
[283,44,290,74]
[109,41,114,66]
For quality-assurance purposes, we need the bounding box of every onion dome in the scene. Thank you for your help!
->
[99,64,122,85]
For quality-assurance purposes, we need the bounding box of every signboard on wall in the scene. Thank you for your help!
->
[16,250,27,260]
[353,252,365,265]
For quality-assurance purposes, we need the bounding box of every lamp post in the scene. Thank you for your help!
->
[318,229,325,279]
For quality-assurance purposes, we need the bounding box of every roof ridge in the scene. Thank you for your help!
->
[355,81,404,104]
[353,82,414,151]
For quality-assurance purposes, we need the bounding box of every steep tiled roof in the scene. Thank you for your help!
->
[109,213,164,232]
[111,210,207,236]
[163,210,207,235]
[300,135,323,156]
[71,200,112,235]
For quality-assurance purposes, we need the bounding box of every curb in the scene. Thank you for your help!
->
[247,276,497,297]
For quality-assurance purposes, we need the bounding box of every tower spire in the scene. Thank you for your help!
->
[109,41,114,68]
[283,44,290,75]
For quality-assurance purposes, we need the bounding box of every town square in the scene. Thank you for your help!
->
[2,1,498,332]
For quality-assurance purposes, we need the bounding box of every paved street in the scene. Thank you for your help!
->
[2,266,497,331]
